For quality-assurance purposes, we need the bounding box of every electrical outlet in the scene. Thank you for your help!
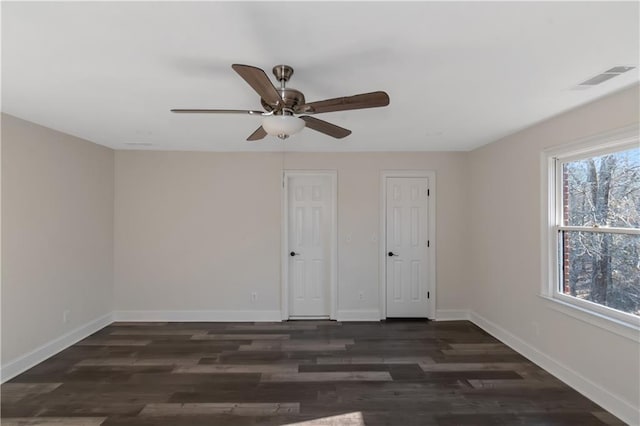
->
[358,292,364,301]
[63,310,70,324]
[251,292,258,303]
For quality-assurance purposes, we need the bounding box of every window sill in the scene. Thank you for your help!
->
[538,294,640,342]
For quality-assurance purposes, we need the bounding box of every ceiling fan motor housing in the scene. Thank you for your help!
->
[257,65,305,114]
[261,88,305,113]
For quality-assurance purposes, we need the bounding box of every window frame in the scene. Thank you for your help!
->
[542,125,640,340]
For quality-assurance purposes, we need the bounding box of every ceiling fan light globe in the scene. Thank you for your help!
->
[261,115,305,138]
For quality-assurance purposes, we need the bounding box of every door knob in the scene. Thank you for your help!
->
[388,252,398,257]
[290,251,300,257]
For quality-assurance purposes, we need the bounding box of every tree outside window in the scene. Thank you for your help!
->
[559,146,640,317]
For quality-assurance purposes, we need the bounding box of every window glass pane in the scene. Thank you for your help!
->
[562,147,640,228]
[560,230,640,316]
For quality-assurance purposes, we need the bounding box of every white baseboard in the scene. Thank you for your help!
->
[1,312,113,383]
[468,311,639,425]
[336,310,381,321]
[435,309,470,321]
[113,310,282,322]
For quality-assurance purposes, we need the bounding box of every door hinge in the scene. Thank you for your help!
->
[427,240,430,247]
[427,189,430,196]
[427,291,430,299]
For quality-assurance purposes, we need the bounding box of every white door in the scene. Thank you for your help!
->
[288,175,332,317]
[385,177,430,317]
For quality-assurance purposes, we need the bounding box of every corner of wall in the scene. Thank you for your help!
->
[468,311,639,425]
[1,313,113,383]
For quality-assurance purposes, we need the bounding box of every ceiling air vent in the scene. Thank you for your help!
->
[124,142,152,146]
[577,66,635,86]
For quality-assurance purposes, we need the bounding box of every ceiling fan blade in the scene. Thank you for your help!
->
[300,116,352,139]
[171,109,263,115]
[231,64,282,108]
[246,126,267,141]
[295,91,389,114]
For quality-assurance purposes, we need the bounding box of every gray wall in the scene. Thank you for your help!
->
[113,151,470,317]
[467,84,640,422]
[1,113,114,363]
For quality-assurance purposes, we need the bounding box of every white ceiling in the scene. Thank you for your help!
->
[2,1,638,152]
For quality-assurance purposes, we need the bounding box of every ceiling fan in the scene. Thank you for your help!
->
[171,64,390,141]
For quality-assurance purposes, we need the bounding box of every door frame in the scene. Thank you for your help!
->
[281,170,338,320]
[379,171,436,319]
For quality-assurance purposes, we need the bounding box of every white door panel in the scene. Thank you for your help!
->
[288,175,332,317]
[386,177,430,317]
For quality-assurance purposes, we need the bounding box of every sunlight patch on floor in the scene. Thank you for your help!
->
[284,411,365,425]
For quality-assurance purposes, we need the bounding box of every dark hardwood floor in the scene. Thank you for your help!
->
[1,320,625,425]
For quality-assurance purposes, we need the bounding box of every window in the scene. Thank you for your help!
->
[544,127,640,330]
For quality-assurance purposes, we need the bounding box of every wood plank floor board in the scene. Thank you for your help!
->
[76,340,152,347]
[126,372,262,386]
[1,320,623,425]
[32,402,147,417]
[300,399,455,415]
[101,413,372,426]
[0,403,45,418]
[24,383,175,404]
[467,378,567,389]
[419,362,530,372]
[167,389,321,404]
[191,334,291,341]
[0,417,107,426]
[298,363,390,372]
[448,343,509,349]
[238,344,348,352]
[75,357,201,367]
[139,402,300,416]
[246,338,355,345]
[67,365,175,375]
[422,370,524,380]
[138,341,243,350]
[430,353,531,364]
[261,371,393,383]
[440,348,518,356]
[109,329,209,336]
[55,370,141,384]
[336,348,441,357]
[111,322,169,327]
[316,355,436,364]
[168,382,336,404]
[228,324,319,331]
[387,364,427,381]
[199,355,316,365]
[0,383,62,404]
[436,412,620,426]
[174,364,299,373]
[217,350,333,364]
